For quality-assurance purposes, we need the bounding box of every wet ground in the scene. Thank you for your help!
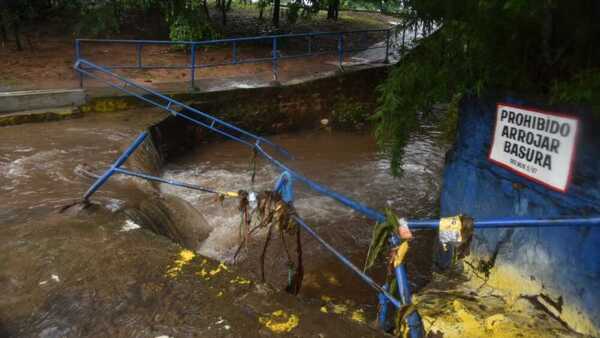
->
[0,109,588,337]
[0,11,395,92]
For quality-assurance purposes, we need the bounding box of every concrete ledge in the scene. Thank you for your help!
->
[0,89,86,113]
[0,106,82,126]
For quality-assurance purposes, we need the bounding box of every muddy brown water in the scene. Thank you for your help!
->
[160,126,448,305]
[0,110,448,337]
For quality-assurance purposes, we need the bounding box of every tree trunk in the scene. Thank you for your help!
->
[0,18,7,47]
[327,0,339,20]
[202,0,211,22]
[272,0,280,27]
[226,0,233,11]
[13,20,22,51]
[221,4,227,25]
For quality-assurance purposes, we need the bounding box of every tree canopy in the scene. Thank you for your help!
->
[375,0,600,175]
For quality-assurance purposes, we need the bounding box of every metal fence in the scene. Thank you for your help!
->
[74,27,408,87]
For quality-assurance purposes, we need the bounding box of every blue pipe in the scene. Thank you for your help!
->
[75,61,600,232]
[394,264,425,338]
[113,168,218,194]
[292,214,402,309]
[378,285,391,331]
[82,131,148,201]
[190,44,197,88]
[75,29,390,46]
[408,217,600,229]
[74,59,293,160]
[255,143,384,222]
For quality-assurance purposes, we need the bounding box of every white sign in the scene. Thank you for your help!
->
[489,103,578,192]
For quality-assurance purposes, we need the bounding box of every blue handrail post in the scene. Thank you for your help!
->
[75,39,83,88]
[190,44,197,89]
[136,43,143,68]
[82,131,148,201]
[395,264,425,338]
[232,41,238,64]
[337,32,344,68]
[388,236,425,338]
[384,29,391,64]
[378,284,392,331]
[271,37,278,81]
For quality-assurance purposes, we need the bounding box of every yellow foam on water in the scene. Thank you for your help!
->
[196,268,208,279]
[165,249,196,278]
[230,276,252,285]
[332,304,348,314]
[320,295,333,302]
[259,310,300,333]
[350,309,366,323]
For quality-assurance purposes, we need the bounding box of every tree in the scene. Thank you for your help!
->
[375,0,600,175]
[327,0,339,20]
[272,0,280,27]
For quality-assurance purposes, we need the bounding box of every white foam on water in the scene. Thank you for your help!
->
[121,219,142,232]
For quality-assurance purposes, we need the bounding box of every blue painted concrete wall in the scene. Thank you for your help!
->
[440,95,600,333]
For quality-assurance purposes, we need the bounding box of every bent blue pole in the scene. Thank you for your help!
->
[389,236,425,338]
[408,216,600,230]
[73,59,293,160]
[395,264,425,338]
[256,144,385,222]
[274,171,294,203]
[291,214,402,309]
[113,168,218,194]
[82,131,148,201]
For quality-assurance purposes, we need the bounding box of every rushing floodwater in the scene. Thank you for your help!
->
[0,111,449,336]
[160,127,448,305]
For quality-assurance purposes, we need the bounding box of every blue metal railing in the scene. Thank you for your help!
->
[74,59,293,160]
[74,29,599,337]
[75,28,404,86]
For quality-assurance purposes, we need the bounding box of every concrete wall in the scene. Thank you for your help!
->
[80,65,389,135]
[440,94,600,335]
[0,89,85,113]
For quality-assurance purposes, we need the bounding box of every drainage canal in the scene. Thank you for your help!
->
[124,113,449,308]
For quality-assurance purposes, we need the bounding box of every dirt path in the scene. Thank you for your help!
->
[0,11,397,92]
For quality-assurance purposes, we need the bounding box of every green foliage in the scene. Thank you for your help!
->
[168,13,219,42]
[376,0,600,175]
[551,70,600,117]
[286,1,302,24]
[439,93,462,144]
[363,209,397,272]
[75,2,121,37]
[331,100,370,130]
